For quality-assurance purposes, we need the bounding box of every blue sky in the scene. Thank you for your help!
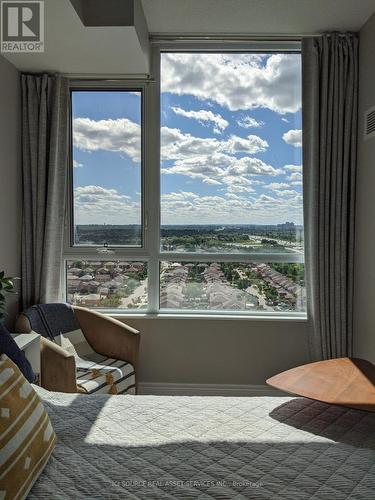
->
[72,53,302,226]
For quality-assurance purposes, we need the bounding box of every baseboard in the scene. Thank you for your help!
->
[138,382,287,397]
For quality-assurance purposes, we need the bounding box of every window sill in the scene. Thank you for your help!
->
[107,312,308,322]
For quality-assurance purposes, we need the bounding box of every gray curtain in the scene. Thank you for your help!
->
[302,34,358,360]
[21,74,69,308]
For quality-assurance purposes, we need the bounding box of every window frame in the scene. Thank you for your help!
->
[66,82,148,254]
[63,43,307,319]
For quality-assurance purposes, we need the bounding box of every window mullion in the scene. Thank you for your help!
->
[146,46,161,314]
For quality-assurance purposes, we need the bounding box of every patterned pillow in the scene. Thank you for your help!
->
[0,355,56,499]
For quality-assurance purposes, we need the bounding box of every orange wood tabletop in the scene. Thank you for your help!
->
[267,357,375,412]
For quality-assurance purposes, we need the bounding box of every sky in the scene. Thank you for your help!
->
[72,52,303,226]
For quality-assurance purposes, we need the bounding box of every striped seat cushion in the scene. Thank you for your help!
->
[0,355,56,500]
[76,354,135,395]
[53,328,135,395]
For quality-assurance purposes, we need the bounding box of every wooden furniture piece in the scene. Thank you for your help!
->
[11,332,41,383]
[15,306,140,395]
[267,357,375,412]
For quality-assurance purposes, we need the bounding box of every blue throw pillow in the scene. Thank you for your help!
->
[0,324,36,383]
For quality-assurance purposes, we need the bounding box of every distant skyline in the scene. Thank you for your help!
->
[72,52,303,226]
[75,222,301,227]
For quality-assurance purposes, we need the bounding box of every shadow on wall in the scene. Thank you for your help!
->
[4,297,20,330]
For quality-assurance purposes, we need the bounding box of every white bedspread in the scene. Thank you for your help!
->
[30,388,375,499]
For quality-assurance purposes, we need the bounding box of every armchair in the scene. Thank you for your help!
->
[15,304,140,395]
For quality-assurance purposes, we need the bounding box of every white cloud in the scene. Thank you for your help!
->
[74,183,303,226]
[161,127,217,160]
[223,177,255,194]
[162,153,280,189]
[287,172,303,182]
[275,189,299,197]
[283,129,302,148]
[161,190,253,224]
[237,116,264,129]
[267,182,290,190]
[75,185,130,203]
[283,164,302,172]
[73,160,83,168]
[162,153,228,183]
[161,53,301,114]
[161,126,268,160]
[224,135,269,155]
[227,156,281,177]
[162,191,199,202]
[74,185,140,225]
[161,190,303,225]
[282,165,303,184]
[171,106,228,134]
[73,118,141,162]
[203,178,222,186]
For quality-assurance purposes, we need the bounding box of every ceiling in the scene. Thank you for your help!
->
[3,0,150,75]
[3,0,375,74]
[143,0,375,35]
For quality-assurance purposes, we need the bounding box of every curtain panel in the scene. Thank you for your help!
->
[302,34,358,360]
[21,74,69,308]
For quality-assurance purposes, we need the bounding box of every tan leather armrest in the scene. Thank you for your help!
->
[15,313,32,333]
[73,307,140,369]
[40,337,77,393]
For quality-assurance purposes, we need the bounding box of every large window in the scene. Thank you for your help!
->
[71,90,142,246]
[67,260,147,309]
[65,49,305,316]
[160,262,305,313]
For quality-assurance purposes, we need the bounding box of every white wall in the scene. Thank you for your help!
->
[354,12,375,363]
[121,316,309,387]
[0,55,21,328]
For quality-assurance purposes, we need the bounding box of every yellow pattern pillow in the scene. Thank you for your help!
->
[0,354,56,499]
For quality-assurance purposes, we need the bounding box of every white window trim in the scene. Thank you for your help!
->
[63,42,307,320]
[110,312,308,322]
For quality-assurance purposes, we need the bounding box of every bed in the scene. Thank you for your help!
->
[30,388,375,499]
